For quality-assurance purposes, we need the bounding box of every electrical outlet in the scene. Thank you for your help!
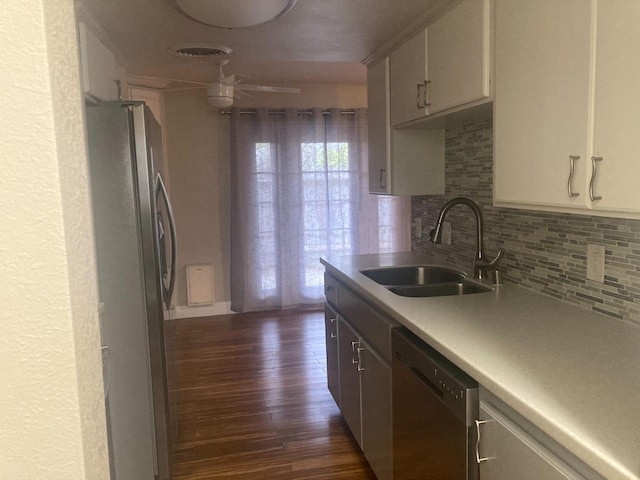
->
[586,244,605,283]
[441,221,452,245]
[414,218,422,239]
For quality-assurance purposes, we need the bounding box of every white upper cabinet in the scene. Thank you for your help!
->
[493,0,593,209]
[78,22,128,101]
[495,0,640,216]
[427,0,491,114]
[389,0,491,126]
[389,31,428,126]
[367,57,445,196]
[368,58,392,194]
[590,0,640,214]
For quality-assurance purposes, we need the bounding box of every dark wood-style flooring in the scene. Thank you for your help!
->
[166,309,376,479]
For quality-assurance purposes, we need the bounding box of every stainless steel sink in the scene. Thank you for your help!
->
[360,265,493,297]
[388,280,493,297]
[360,265,465,286]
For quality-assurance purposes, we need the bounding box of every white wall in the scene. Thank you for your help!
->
[163,88,230,313]
[0,0,109,478]
[163,84,367,315]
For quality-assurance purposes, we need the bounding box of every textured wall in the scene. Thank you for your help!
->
[413,119,640,327]
[0,0,109,478]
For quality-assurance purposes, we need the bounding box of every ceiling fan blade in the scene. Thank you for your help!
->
[233,89,252,99]
[162,77,209,86]
[165,85,209,92]
[236,84,301,94]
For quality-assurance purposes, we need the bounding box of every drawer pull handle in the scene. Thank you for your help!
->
[590,156,603,201]
[351,340,360,364]
[329,317,337,338]
[423,80,431,107]
[356,347,365,372]
[416,83,423,108]
[475,419,493,464]
[568,155,580,197]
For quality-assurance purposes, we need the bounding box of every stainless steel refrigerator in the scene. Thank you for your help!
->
[86,101,177,480]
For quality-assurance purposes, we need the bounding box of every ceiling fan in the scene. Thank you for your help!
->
[161,46,302,107]
[204,58,301,107]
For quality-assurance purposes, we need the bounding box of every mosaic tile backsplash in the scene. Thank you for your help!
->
[412,119,640,326]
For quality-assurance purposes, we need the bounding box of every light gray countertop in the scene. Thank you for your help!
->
[321,252,640,480]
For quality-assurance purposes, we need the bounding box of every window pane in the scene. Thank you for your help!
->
[301,143,325,171]
[300,141,350,289]
[254,143,277,296]
[255,143,273,172]
[327,142,349,170]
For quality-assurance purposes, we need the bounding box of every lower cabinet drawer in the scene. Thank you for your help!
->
[324,272,339,308]
[338,284,397,361]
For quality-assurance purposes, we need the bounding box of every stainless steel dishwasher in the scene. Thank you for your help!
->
[392,327,479,480]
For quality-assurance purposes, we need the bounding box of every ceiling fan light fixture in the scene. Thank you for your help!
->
[207,82,234,108]
[171,0,298,28]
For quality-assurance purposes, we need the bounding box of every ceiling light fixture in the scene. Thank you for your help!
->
[169,0,298,29]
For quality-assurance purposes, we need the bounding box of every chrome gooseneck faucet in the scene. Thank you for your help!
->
[429,197,503,281]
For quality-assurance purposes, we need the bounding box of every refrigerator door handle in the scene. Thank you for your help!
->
[155,172,177,309]
[157,211,168,280]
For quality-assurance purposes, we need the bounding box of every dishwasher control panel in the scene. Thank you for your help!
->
[393,327,479,426]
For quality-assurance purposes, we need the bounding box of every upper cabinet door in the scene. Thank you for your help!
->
[493,0,593,209]
[590,0,640,213]
[427,0,491,114]
[389,31,428,126]
[368,58,391,194]
[78,22,127,101]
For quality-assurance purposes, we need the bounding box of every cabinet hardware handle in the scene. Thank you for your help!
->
[356,347,365,371]
[590,156,603,201]
[379,168,386,190]
[351,340,360,364]
[424,80,431,107]
[568,155,580,197]
[101,345,111,396]
[330,317,337,338]
[416,83,424,109]
[475,419,493,464]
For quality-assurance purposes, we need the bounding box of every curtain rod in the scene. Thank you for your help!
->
[219,109,358,116]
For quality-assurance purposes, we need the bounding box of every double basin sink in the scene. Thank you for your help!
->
[360,265,493,298]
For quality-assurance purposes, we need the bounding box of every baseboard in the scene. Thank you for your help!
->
[170,302,234,320]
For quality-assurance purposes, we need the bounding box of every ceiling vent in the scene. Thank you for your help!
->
[169,44,232,58]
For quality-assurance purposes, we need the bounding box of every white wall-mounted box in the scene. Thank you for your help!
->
[186,264,215,306]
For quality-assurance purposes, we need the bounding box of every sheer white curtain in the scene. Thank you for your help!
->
[230,108,410,312]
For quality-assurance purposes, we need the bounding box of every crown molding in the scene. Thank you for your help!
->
[361,0,461,66]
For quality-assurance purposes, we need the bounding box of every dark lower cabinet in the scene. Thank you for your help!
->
[338,317,362,447]
[323,273,395,480]
[359,337,392,480]
[324,302,340,406]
